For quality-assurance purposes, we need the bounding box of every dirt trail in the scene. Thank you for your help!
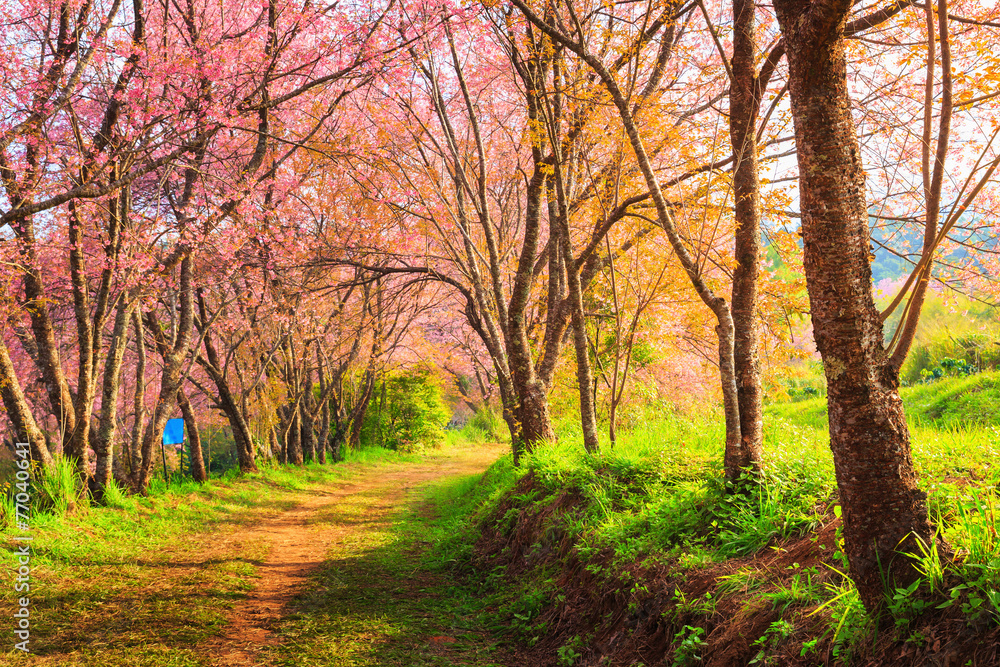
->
[200,446,502,666]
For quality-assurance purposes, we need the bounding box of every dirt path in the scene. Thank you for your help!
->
[200,445,504,666]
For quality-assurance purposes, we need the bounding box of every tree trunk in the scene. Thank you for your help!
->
[194,291,258,474]
[129,308,146,478]
[136,255,196,492]
[348,374,376,449]
[513,375,555,454]
[300,369,318,462]
[67,200,96,478]
[330,422,346,462]
[17,225,77,452]
[279,410,289,463]
[507,289,555,456]
[210,381,258,473]
[552,171,600,454]
[301,402,317,462]
[728,0,764,478]
[318,401,330,463]
[177,388,207,482]
[137,363,184,490]
[0,336,55,469]
[301,414,316,462]
[773,0,934,611]
[95,297,133,494]
[269,425,281,460]
[493,372,524,464]
[504,150,555,458]
[317,350,330,463]
[287,403,303,465]
[317,410,329,463]
[716,317,743,480]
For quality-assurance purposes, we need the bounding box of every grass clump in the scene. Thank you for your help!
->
[35,455,83,515]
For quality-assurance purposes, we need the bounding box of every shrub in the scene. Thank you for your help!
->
[362,365,449,451]
[462,407,507,442]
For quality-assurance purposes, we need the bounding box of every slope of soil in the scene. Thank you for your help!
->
[471,470,1000,667]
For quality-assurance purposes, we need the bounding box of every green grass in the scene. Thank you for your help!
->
[0,446,411,665]
[266,445,510,666]
[432,377,1000,664]
[904,372,1000,429]
[768,370,1000,431]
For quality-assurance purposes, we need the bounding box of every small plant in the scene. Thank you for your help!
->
[717,567,766,597]
[557,634,586,666]
[920,366,945,383]
[672,625,705,666]
[676,546,717,569]
[810,573,871,663]
[670,588,717,619]
[628,582,650,614]
[763,566,823,612]
[908,533,947,594]
[887,579,935,629]
[799,637,819,657]
[918,357,979,384]
[832,505,849,570]
[0,481,18,529]
[99,476,132,509]
[506,581,554,637]
[749,619,795,665]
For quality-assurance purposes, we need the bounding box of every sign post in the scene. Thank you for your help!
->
[162,418,185,482]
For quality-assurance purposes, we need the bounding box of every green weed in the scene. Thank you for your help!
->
[671,625,706,666]
[35,455,83,515]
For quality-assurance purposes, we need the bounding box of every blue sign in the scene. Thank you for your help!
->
[162,418,185,445]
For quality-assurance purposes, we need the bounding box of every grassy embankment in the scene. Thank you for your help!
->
[428,372,1000,665]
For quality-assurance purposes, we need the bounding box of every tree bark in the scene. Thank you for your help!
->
[773,0,934,612]
[279,410,289,463]
[17,222,77,452]
[194,290,258,473]
[300,371,317,462]
[287,403,303,465]
[67,200,96,477]
[136,255,196,492]
[552,173,599,453]
[317,350,330,463]
[376,376,386,448]
[177,388,207,482]
[94,297,133,494]
[728,0,764,478]
[317,406,329,463]
[129,307,147,478]
[202,374,258,473]
[0,336,55,469]
[330,421,346,462]
[269,425,281,461]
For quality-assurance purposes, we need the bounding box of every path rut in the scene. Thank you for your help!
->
[199,446,503,666]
